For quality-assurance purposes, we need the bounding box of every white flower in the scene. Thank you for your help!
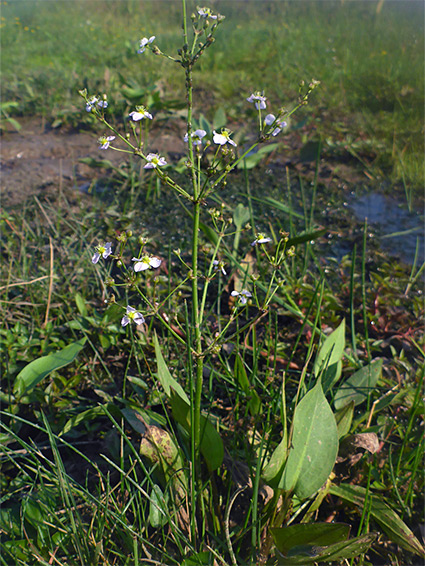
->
[231,289,252,305]
[97,100,108,109]
[247,92,267,110]
[213,129,237,147]
[251,233,272,246]
[198,7,217,19]
[132,255,162,272]
[264,114,287,136]
[98,136,115,150]
[184,129,207,146]
[137,36,155,53]
[121,306,145,327]
[92,242,112,264]
[144,153,167,169]
[86,96,98,112]
[213,260,227,276]
[129,105,153,121]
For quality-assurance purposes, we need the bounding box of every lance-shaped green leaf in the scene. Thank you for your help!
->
[274,532,377,565]
[281,380,338,499]
[234,354,262,416]
[154,333,189,403]
[13,338,87,397]
[313,319,345,393]
[272,522,350,556]
[329,483,425,558]
[334,359,382,410]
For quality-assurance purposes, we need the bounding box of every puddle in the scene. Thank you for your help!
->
[349,191,424,266]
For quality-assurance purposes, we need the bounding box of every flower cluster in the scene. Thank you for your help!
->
[264,114,287,137]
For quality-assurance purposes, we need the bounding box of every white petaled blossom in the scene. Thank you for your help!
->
[144,153,167,169]
[129,105,153,121]
[247,92,267,110]
[121,306,145,327]
[97,100,108,109]
[86,96,98,112]
[137,36,155,53]
[92,242,112,264]
[251,233,272,246]
[231,289,252,305]
[197,7,217,19]
[132,255,162,272]
[213,129,237,147]
[98,136,115,150]
[264,114,287,137]
[183,129,207,146]
[213,260,227,276]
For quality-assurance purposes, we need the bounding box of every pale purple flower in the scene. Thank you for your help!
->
[144,153,167,169]
[98,136,115,150]
[198,7,217,19]
[121,306,145,327]
[92,242,112,264]
[264,114,287,136]
[213,129,237,147]
[137,36,155,54]
[251,233,272,246]
[231,289,252,305]
[247,92,267,110]
[132,255,162,272]
[184,129,207,146]
[86,96,98,112]
[97,100,108,109]
[213,260,227,276]
[129,105,153,121]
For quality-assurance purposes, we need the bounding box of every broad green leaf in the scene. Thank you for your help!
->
[75,293,88,316]
[13,338,87,397]
[234,354,262,416]
[334,359,383,410]
[154,333,189,403]
[329,483,425,558]
[335,402,354,438]
[213,107,226,131]
[274,532,377,565]
[313,319,345,393]
[262,436,287,489]
[171,392,223,471]
[272,522,350,556]
[281,381,338,499]
[233,203,250,230]
[149,484,168,528]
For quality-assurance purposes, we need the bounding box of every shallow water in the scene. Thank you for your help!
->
[349,191,424,266]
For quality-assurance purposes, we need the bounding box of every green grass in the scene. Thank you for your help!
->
[1,0,424,187]
[1,2,424,564]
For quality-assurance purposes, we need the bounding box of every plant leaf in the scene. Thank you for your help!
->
[154,333,189,403]
[334,359,382,410]
[234,354,262,416]
[329,483,425,558]
[13,338,87,397]
[281,380,338,499]
[272,522,350,555]
[274,532,377,565]
[313,319,345,393]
